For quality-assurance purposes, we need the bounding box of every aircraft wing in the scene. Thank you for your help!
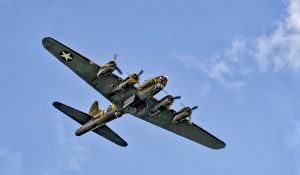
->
[53,102,127,147]
[42,37,134,105]
[133,99,225,149]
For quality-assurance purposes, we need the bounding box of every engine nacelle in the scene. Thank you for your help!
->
[97,67,114,77]
[172,107,192,123]
[152,95,174,112]
[97,60,121,77]
[111,74,139,94]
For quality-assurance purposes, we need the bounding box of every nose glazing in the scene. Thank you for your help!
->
[162,75,168,86]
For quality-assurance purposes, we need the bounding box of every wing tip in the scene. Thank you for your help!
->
[211,141,226,150]
[42,37,52,47]
[42,37,59,50]
[119,142,128,147]
[52,101,61,108]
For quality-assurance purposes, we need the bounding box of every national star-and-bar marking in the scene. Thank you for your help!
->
[59,51,73,61]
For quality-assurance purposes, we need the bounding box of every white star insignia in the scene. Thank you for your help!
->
[59,51,73,61]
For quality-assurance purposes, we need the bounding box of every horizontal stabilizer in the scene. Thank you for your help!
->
[52,101,127,147]
[53,101,92,125]
[93,125,128,147]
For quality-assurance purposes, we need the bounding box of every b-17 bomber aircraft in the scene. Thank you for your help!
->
[42,37,225,149]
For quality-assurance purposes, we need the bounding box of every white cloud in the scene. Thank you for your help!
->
[172,48,245,91]
[208,61,231,82]
[173,0,300,88]
[234,0,300,72]
[224,39,249,62]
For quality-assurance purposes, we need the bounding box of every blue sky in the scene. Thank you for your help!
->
[1,0,300,174]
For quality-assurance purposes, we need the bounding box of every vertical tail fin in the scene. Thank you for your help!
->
[89,101,101,116]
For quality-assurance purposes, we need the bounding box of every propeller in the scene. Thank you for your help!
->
[128,70,143,77]
[137,70,143,76]
[191,106,198,111]
[173,96,181,100]
[180,103,198,111]
[178,103,198,123]
[135,70,144,85]
[112,54,123,75]
[113,54,117,61]
[188,106,199,123]
[180,103,185,108]
[163,89,181,100]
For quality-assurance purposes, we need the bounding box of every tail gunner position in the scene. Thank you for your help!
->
[43,37,225,149]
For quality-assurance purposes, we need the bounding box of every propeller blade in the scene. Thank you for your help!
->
[112,54,123,74]
[163,89,181,99]
[191,106,198,111]
[180,103,185,108]
[116,66,123,74]
[173,96,181,100]
[138,70,144,76]
[135,70,143,84]
[113,54,117,61]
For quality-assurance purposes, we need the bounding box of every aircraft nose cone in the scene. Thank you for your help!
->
[162,75,168,86]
